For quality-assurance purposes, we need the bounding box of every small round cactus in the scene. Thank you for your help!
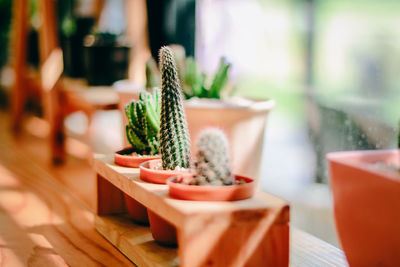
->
[125,89,160,155]
[190,128,233,186]
[159,46,191,170]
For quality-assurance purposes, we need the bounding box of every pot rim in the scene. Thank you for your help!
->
[167,175,254,188]
[139,159,191,174]
[327,149,400,182]
[167,175,255,201]
[115,147,160,158]
[139,159,192,184]
[184,97,275,112]
[114,147,160,168]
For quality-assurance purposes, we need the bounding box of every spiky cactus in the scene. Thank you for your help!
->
[125,89,160,155]
[159,46,191,169]
[190,128,233,186]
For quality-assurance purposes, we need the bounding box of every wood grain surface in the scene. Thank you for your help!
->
[93,155,290,266]
[0,113,133,266]
[93,155,289,221]
[0,112,347,266]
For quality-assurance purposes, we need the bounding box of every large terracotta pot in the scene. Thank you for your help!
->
[327,149,400,266]
[185,98,274,183]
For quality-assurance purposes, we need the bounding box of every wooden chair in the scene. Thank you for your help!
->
[10,0,119,164]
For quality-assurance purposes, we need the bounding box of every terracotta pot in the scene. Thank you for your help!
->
[168,175,255,201]
[139,159,191,246]
[114,147,160,168]
[124,193,149,225]
[139,159,191,184]
[147,210,177,247]
[327,149,400,266]
[115,147,158,224]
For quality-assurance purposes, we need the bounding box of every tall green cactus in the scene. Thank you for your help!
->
[190,128,233,186]
[159,46,191,170]
[125,89,160,155]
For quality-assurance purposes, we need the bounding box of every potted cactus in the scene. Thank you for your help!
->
[139,46,192,184]
[114,89,161,225]
[143,45,274,182]
[139,46,192,246]
[168,128,255,201]
[114,89,161,168]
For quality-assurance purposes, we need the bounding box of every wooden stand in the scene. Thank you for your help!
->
[92,154,290,267]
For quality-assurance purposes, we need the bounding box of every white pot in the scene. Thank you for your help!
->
[184,97,275,182]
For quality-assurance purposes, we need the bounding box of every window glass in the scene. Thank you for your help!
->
[196,0,399,247]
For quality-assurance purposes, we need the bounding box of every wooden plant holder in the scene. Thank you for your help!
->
[92,154,290,267]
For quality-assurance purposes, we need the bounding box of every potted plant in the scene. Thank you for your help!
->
[83,31,131,86]
[180,54,274,183]
[327,148,400,266]
[115,57,161,138]
[114,89,161,168]
[139,46,192,246]
[168,128,255,201]
[145,45,274,182]
[114,89,160,225]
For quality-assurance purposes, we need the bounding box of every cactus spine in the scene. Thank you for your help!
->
[191,128,233,186]
[125,89,160,155]
[159,46,191,169]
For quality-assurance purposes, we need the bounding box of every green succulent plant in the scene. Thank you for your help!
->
[159,46,191,170]
[183,56,231,99]
[145,46,232,100]
[125,89,160,155]
[190,128,234,186]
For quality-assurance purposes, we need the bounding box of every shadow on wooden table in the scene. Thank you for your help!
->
[0,111,133,266]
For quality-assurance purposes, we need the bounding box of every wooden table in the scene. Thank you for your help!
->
[0,112,348,266]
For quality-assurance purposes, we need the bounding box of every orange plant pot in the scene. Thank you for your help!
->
[139,159,192,246]
[114,147,160,168]
[147,210,177,247]
[139,159,191,184]
[168,175,255,201]
[327,149,400,266]
[124,193,149,225]
[115,147,159,224]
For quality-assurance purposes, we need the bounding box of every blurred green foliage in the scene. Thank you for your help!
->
[182,57,231,99]
[146,54,232,100]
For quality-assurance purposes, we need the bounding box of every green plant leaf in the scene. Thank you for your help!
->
[208,57,231,99]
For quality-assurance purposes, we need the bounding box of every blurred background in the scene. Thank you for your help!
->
[1,0,399,247]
